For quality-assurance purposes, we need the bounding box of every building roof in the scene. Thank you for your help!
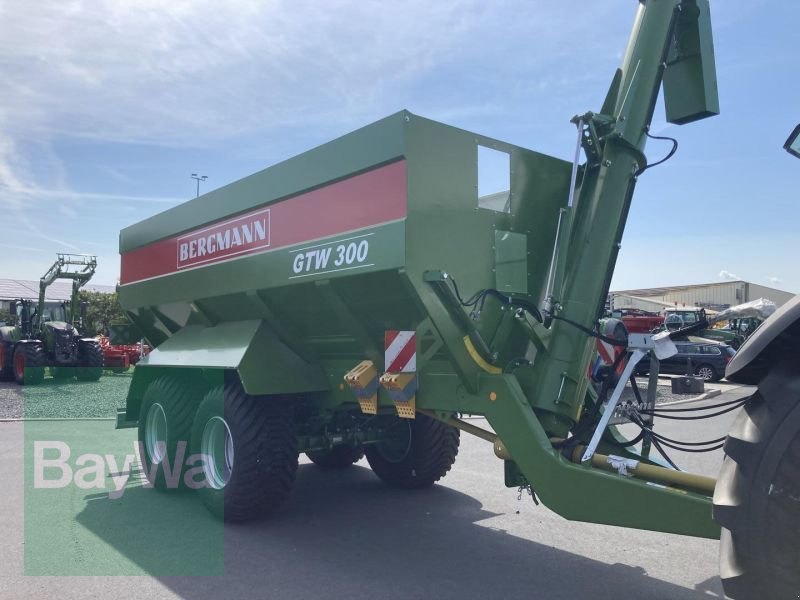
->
[614,293,674,308]
[613,281,744,297]
[0,279,115,301]
[613,280,793,297]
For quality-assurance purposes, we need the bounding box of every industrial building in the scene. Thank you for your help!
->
[0,278,115,313]
[611,280,795,314]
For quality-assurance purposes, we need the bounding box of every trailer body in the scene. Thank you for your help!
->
[118,0,724,539]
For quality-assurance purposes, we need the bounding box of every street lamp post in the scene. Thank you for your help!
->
[190,173,208,198]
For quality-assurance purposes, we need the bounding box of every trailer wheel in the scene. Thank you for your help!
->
[191,385,298,522]
[138,377,200,490]
[713,361,800,599]
[0,341,13,381]
[365,413,460,489]
[306,446,364,468]
[12,344,45,385]
[76,340,104,381]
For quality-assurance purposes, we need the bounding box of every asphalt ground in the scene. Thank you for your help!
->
[0,376,754,599]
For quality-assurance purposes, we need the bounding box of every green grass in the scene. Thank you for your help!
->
[22,372,132,419]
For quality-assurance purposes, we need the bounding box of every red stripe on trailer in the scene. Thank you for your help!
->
[120,160,407,285]
[384,330,416,373]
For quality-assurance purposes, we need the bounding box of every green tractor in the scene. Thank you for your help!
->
[0,254,104,385]
[662,306,742,345]
[662,300,775,349]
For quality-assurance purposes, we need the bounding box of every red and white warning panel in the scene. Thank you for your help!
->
[596,338,618,366]
[384,330,416,373]
[589,320,628,381]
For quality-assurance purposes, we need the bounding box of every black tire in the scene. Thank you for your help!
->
[365,413,460,489]
[191,385,298,522]
[713,361,800,599]
[12,343,45,385]
[138,376,202,490]
[306,446,364,468]
[0,341,13,381]
[694,363,718,382]
[76,340,104,381]
[51,367,74,380]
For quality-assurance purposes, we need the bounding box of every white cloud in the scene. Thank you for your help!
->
[0,0,473,146]
[0,242,46,253]
[0,1,629,147]
[3,185,181,205]
[719,270,741,281]
[0,0,660,284]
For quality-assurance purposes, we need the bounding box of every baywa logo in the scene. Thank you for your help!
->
[33,441,210,499]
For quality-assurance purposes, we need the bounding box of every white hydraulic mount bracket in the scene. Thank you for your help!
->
[581,331,678,463]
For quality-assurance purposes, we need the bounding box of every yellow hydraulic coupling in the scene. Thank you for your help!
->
[379,371,418,419]
[344,360,379,414]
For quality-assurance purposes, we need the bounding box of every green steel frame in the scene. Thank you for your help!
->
[118,0,720,539]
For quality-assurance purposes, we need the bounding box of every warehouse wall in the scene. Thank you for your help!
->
[613,281,795,311]
[611,294,670,313]
[746,283,795,306]
[659,282,741,310]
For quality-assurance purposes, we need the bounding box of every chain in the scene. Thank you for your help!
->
[515,485,540,513]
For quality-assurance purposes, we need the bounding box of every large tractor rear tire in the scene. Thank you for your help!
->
[365,412,460,489]
[12,343,45,385]
[191,385,298,522]
[138,376,202,490]
[0,341,13,381]
[76,340,104,381]
[713,361,800,599]
[306,446,364,468]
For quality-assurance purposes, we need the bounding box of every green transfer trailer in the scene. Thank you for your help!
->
[116,2,798,598]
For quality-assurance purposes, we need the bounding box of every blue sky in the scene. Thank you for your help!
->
[0,0,797,293]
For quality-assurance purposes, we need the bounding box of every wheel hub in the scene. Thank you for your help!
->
[697,366,714,381]
[144,402,168,465]
[375,420,412,463]
[201,416,234,490]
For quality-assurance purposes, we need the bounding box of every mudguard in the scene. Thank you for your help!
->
[129,317,326,396]
[726,294,800,385]
[120,319,329,426]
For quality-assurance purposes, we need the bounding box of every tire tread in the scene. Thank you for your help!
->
[365,413,460,489]
[713,366,800,599]
[193,385,298,522]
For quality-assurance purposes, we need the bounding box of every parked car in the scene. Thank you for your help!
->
[637,339,736,382]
